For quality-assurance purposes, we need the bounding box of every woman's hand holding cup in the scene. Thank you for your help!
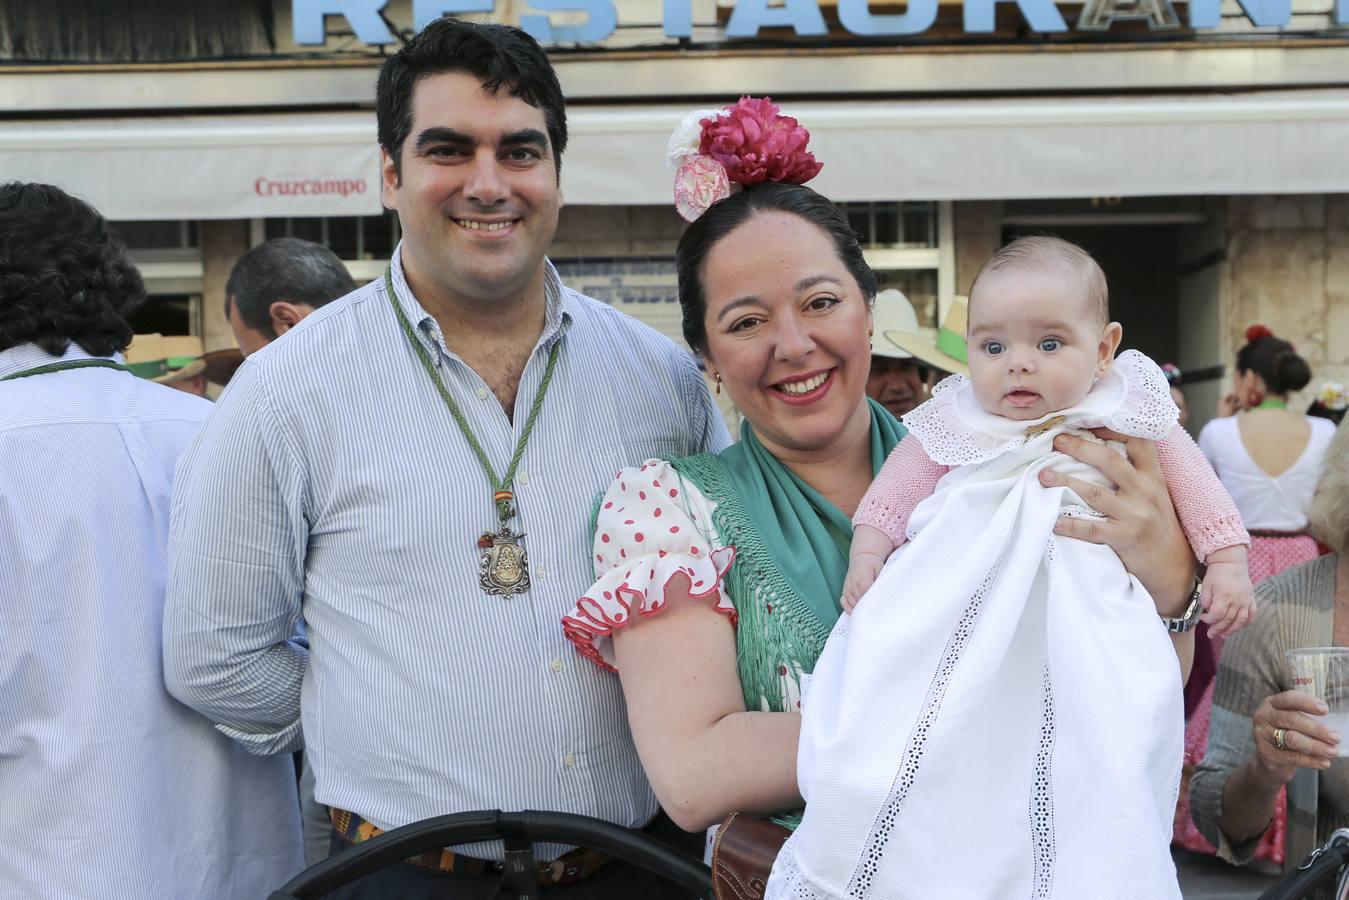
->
[1251,691,1340,783]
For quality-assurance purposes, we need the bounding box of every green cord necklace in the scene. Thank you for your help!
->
[385,267,561,597]
[1,358,131,382]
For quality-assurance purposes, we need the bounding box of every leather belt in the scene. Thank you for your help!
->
[329,807,610,885]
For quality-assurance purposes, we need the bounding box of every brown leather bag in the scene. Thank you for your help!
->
[710,813,791,900]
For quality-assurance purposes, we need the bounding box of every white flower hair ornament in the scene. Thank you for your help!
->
[668,97,824,223]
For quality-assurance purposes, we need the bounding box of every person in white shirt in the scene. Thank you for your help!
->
[0,181,303,899]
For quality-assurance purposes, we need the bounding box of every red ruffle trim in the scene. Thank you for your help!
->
[561,545,737,673]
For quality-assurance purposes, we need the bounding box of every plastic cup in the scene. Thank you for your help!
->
[1286,647,1349,756]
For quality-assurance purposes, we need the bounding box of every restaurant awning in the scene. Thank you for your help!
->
[4,89,1347,220]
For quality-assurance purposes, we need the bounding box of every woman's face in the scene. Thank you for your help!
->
[700,210,872,458]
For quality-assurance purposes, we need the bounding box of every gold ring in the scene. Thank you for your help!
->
[1273,727,1288,751]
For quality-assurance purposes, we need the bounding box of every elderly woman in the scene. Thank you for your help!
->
[1190,418,1349,862]
[563,178,1199,838]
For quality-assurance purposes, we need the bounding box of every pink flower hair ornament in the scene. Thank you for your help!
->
[668,97,824,223]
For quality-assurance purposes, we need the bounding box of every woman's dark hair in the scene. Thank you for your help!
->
[376,18,567,180]
[675,183,877,356]
[0,182,144,357]
[1236,324,1312,396]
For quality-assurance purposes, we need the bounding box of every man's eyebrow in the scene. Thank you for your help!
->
[500,128,549,150]
[414,127,473,151]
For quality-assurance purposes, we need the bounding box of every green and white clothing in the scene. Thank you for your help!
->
[562,401,904,824]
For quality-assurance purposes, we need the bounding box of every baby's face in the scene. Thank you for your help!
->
[966,265,1119,421]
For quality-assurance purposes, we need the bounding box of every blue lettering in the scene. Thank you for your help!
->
[964,0,1068,31]
[838,0,939,34]
[293,0,395,44]
[520,1,618,43]
[726,0,828,37]
[413,0,493,32]
[1188,0,1289,26]
[663,0,693,38]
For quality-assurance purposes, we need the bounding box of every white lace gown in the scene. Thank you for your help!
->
[769,351,1185,900]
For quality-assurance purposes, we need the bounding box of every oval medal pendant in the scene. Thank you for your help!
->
[479,525,530,597]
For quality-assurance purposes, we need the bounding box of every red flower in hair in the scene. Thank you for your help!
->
[1246,324,1274,342]
[699,97,823,188]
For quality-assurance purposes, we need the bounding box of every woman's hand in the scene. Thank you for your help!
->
[1039,429,1195,614]
[1251,691,1340,782]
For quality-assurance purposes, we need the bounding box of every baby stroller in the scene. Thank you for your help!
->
[268,809,714,899]
[1259,829,1349,900]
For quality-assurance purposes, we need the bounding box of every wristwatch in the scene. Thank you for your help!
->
[1159,577,1204,633]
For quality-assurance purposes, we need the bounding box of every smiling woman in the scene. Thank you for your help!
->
[560,117,1201,885]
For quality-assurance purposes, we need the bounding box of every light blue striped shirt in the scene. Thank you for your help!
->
[165,249,729,858]
[0,343,304,899]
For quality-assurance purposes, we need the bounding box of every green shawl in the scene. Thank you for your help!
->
[669,398,905,715]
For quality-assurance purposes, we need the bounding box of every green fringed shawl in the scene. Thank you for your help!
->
[667,400,904,827]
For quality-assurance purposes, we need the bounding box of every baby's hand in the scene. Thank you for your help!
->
[1201,554,1256,637]
[842,553,885,612]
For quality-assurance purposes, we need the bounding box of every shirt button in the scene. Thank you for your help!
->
[563,752,576,768]
[476,387,489,399]
[551,658,564,673]
[519,473,529,485]
[536,566,547,581]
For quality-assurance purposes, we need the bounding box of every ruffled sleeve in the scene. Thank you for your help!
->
[561,459,736,672]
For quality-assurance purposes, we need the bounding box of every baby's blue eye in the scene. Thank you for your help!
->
[984,341,1004,355]
[1039,337,1062,352]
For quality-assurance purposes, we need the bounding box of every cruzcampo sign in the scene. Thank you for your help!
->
[293,0,1348,45]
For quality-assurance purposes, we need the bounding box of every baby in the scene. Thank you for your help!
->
[844,239,1254,635]
[768,236,1254,900]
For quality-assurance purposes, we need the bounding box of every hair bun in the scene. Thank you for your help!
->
[1246,323,1274,342]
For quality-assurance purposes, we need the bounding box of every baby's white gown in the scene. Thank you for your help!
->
[768,351,1184,899]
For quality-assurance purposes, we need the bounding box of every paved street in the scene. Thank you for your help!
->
[1177,848,1281,899]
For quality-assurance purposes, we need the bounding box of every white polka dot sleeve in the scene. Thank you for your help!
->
[561,459,736,672]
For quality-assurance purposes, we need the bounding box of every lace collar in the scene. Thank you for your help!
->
[900,350,1179,467]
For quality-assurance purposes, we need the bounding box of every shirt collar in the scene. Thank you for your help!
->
[387,243,572,364]
[0,342,121,380]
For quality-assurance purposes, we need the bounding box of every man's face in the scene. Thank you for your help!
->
[867,355,928,418]
[227,296,272,358]
[381,71,562,308]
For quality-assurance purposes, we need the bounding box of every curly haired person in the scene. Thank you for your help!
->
[0,182,304,898]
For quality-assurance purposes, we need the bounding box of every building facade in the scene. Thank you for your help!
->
[3,0,1346,428]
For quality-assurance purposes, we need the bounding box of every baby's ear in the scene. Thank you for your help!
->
[1098,321,1123,374]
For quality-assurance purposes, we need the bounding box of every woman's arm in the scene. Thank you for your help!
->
[611,573,802,832]
[1039,429,1198,676]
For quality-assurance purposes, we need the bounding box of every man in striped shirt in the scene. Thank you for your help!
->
[164,19,727,898]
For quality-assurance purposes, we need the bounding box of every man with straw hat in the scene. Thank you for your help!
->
[125,333,209,397]
[881,293,971,383]
[867,288,934,419]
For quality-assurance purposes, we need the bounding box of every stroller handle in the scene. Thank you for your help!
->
[268,809,714,899]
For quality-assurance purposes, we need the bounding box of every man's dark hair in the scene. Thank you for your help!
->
[375,18,567,181]
[0,182,144,357]
[224,238,357,338]
[675,183,878,357]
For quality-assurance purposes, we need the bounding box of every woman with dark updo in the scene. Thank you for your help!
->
[1174,323,1335,864]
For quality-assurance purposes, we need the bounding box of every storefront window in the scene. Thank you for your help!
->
[265,212,400,260]
[110,220,197,250]
[841,201,938,249]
